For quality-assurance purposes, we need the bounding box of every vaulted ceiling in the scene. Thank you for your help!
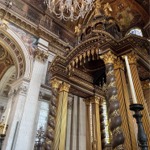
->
[20,0,149,34]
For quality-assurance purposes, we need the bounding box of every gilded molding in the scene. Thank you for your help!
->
[114,58,124,70]
[59,82,70,92]
[100,51,117,64]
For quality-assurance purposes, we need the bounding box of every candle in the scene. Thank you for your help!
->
[2,108,11,134]
[124,56,137,104]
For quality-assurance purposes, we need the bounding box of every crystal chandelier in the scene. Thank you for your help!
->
[44,0,94,21]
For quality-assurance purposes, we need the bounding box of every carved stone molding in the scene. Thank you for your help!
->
[100,51,117,64]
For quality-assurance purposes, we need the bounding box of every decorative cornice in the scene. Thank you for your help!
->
[0,6,72,54]
[100,51,117,64]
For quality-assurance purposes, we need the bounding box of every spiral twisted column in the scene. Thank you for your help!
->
[114,58,138,149]
[126,52,150,147]
[100,51,124,150]
[100,96,111,150]
[44,79,62,150]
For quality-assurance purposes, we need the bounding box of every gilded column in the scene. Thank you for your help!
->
[44,78,62,150]
[100,51,124,150]
[84,100,92,150]
[114,58,138,149]
[90,96,102,150]
[53,82,70,150]
[127,52,150,147]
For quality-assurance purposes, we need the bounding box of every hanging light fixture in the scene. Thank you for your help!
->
[44,0,94,21]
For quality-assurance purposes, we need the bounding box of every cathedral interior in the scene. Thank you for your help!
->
[0,0,149,150]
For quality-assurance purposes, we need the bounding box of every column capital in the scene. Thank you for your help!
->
[90,96,101,105]
[50,78,62,89]
[122,52,137,64]
[100,51,117,64]
[114,58,124,70]
[34,49,49,62]
[59,82,70,92]
[84,99,91,105]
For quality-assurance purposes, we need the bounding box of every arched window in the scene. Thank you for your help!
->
[127,28,143,37]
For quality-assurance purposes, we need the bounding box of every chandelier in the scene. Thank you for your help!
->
[44,0,94,21]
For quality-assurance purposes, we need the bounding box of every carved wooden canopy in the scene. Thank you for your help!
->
[49,14,150,98]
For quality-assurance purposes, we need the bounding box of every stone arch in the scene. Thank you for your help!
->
[0,25,32,80]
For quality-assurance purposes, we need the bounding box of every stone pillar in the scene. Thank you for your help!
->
[3,38,49,150]
[90,96,102,150]
[53,82,70,150]
[85,100,92,150]
[44,78,62,150]
[100,51,124,150]
[126,52,150,147]
[114,58,138,149]
[2,79,29,150]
